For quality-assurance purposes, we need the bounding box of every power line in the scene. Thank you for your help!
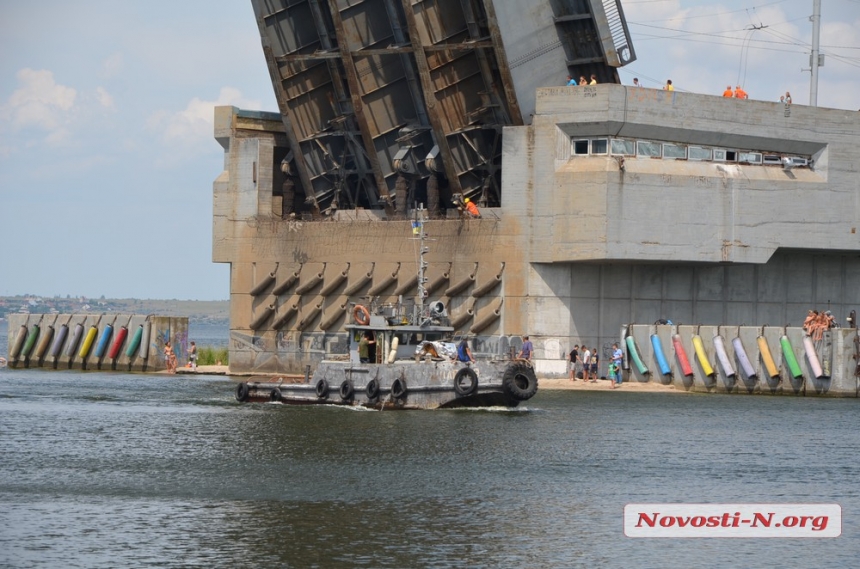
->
[631,0,788,23]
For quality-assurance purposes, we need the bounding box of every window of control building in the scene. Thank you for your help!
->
[591,139,608,154]
[637,141,662,158]
[739,152,762,164]
[689,146,712,161]
[663,143,687,159]
[573,140,589,155]
[611,139,635,155]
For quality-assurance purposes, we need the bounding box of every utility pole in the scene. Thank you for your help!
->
[809,0,821,106]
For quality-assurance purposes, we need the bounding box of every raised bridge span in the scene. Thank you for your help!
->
[251,0,635,215]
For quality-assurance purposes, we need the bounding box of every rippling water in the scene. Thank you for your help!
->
[0,326,857,568]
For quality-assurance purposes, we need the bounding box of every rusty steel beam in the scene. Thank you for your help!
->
[399,0,463,197]
[325,0,389,206]
[255,18,319,213]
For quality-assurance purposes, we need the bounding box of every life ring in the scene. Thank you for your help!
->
[235,382,250,402]
[502,362,538,401]
[339,379,354,401]
[315,378,329,399]
[390,377,407,399]
[353,304,371,325]
[365,378,380,400]
[453,367,478,396]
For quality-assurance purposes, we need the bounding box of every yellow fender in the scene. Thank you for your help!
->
[79,326,98,359]
[692,335,714,376]
[757,336,779,378]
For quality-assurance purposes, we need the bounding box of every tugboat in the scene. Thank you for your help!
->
[235,208,538,409]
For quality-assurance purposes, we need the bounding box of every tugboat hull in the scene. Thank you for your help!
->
[237,360,538,410]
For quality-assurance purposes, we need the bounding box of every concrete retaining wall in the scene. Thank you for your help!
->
[5,314,188,372]
[625,324,859,397]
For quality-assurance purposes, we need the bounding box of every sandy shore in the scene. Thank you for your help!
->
[175,366,681,393]
[539,377,680,393]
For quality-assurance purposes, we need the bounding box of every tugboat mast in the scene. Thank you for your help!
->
[413,204,429,322]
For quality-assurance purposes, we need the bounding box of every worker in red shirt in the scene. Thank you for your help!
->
[464,197,481,218]
[734,85,748,99]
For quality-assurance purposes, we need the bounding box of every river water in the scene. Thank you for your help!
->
[1,324,857,568]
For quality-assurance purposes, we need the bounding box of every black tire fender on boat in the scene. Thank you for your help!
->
[453,367,478,396]
[269,388,282,402]
[236,382,250,402]
[390,377,407,399]
[315,379,329,399]
[365,378,380,400]
[502,363,538,401]
[339,379,354,401]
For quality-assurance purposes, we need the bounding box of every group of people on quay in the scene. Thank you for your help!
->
[565,72,792,104]
[162,340,197,374]
[567,343,625,389]
[803,310,836,341]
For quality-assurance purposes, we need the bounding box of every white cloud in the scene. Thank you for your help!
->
[95,86,115,109]
[146,87,261,166]
[3,68,77,132]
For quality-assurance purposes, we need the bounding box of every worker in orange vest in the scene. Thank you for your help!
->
[464,197,481,218]
[734,85,748,99]
[722,85,733,97]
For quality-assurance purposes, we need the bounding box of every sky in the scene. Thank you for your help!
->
[1,0,858,301]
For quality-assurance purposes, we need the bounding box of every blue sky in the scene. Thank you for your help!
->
[1,0,858,300]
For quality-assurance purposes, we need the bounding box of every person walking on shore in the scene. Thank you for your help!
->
[188,341,198,372]
[610,343,623,388]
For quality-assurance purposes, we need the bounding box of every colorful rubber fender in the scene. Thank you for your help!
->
[109,326,129,359]
[35,325,55,360]
[139,321,151,360]
[79,326,98,359]
[802,335,824,379]
[713,335,735,378]
[95,324,113,358]
[780,336,803,379]
[625,336,649,375]
[10,325,28,359]
[21,324,40,358]
[731,337,757,380]
[650,334,672,375]
[66,323,84,357]
[126,325,144,358]
[692,335,715,376]
[50,324,69,358]
[757,336,779,379]
[672,334,694,376]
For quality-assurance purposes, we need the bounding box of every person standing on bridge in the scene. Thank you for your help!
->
[464,198,481,218]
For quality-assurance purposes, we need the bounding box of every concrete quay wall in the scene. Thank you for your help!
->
[5,314,188,372]
[625,324,859,397]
